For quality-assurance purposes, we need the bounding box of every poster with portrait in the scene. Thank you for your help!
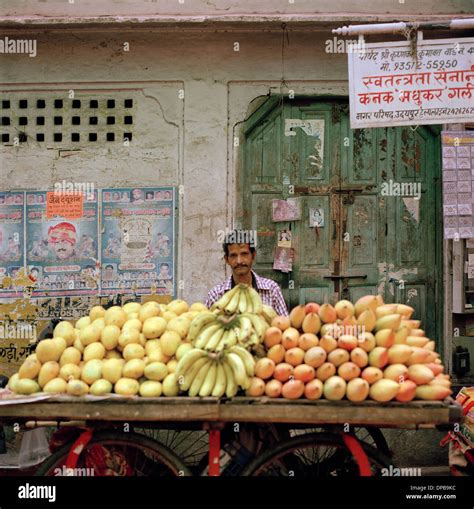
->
[272,198,302,222]
[101,187,176,296]
[0,192,25,297]
[25,191,99,296]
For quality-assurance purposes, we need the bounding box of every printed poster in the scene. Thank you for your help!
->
[0,192,25,297]
[273,246,294,273]
[442,131,474,239]
[272,198,302,222]
[25,191,99,296]
[101,187,176,296]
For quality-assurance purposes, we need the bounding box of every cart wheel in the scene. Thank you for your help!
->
[284,426,391,457]
[35,431,191,477]
[241,432,391,477]
[135,428,209,474]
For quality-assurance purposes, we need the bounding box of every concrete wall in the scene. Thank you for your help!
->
[1,0,473,19]
[0,27,352,303]
[1,1,472,306]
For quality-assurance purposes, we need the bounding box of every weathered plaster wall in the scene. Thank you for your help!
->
[0,28,351,302]
[1,0,472,18]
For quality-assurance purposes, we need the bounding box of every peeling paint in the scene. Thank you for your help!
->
[377,262,418,296]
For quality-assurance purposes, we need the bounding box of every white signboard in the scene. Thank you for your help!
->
[348,37,474,128]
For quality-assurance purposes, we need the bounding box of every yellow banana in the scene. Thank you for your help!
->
[188,359,212,397]
[245,313,267,339]
[237,316,253,343]
[244,288,253,314]
[225,290,241,314]
[215,330,230,353]
[175,348,208,379]
[248,287,263,314]
[211,362,227,397]
[261,304,277,325]
[230,345,255,378]
[179,356,209,391]
[215,285,240,310]
[218,328,239,352]
[187,313,216,342]
[225,352,249,390]
[238,289,248,313]
[248,331,260,346]
[204,327,226,352]
[223,361,238,398]
[194,323,221,348]
[198,361,218,397]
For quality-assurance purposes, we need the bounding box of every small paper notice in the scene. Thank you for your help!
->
[309,208,325,227]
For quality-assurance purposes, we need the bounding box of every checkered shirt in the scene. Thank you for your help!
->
[205,270,289,316]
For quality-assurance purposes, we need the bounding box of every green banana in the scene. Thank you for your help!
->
[211,362,227,397]
[230,345,255,378]
[179,356,210,391]
[198,361,218,397]
[188,359,212,397]
[222,361,238,398]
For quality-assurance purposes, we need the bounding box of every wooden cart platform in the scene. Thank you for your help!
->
[0,395,463,428]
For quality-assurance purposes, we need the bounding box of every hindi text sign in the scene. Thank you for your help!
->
[349,37,474,128]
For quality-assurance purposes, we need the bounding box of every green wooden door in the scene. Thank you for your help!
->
[241,97,441,340]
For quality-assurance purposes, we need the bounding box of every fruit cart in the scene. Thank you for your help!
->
[0,394,462,477]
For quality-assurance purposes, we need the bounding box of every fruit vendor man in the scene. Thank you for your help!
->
[206,230,289,316]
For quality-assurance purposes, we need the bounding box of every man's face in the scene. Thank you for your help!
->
[225,244,255,277]
[105,267,114,278]
[52,240,74,260]
[160,265,169,277]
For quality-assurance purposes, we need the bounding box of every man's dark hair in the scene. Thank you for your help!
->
[105,264,114,270]
[222,229,256,257]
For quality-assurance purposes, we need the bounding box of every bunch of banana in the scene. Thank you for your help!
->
[212,283,263,315]
[175,346,255,398]
[187,312,218,343]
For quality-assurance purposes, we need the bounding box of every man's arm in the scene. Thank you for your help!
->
[271,285,289,317]
[205,285,224,309]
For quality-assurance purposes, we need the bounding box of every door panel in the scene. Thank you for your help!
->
[250,193,280,267]
[242,97,440,341]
